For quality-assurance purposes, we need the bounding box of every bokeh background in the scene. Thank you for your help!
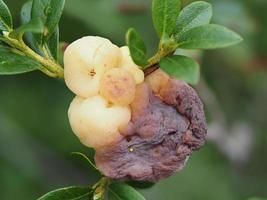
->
[1,0,267,199]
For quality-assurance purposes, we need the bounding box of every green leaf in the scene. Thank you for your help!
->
[47,26,59,60]
[9,18,44,39]
[152,0,181,38]
[174,1,212,35]
[126,28,148,67]
[30,0,64,59]
[108,182,146,200]
[0,0,12,31]
[31,0,64,44]
[0,46,41,75]
[37,186,92,200]
[31,0,47,20]
[71,151,98,171]
[21,0,32,25]
[20,0,42,53]
[159,55,200,85]
[44,0,65,41]
[176,24,243,49]
[31,0,47,43]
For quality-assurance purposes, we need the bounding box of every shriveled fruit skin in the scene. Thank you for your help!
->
[64,36,122,98]
[100,68,136,106]
[68,95,131,149]
[120,46,144,84]
[95,77,207,182]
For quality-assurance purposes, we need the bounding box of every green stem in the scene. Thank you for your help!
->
[147,49,170,68]
[145,38,178,69]
[92,177,111,200]
[42,45,52,59]
[3,33,64,79]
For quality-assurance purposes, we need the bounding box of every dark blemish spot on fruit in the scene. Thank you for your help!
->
[89,69,96,77]
[168,131,176,135]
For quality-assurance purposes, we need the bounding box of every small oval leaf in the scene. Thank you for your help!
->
[176,24,243,49]
[31,0,48,44]
[47,26,59,60]
[31,0,64,44]
[44,0,65,41]
[0,46,41,75]
[126,28,148,67]
[37,186,92,200]
[21,0,32,25]
[10,18,44,39]
[174,1,212,35]
[159,55,200,85]
[152,0,181,38]
[0,0,12,30]
[108,182,146,200]
[20,0,42,54]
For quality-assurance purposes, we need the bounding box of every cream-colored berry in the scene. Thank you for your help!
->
[64,36,122,98]
[68,95,131,149]
[100,68,136,106]
[119,46,144,84]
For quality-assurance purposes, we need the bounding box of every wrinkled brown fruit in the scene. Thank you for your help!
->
[95,72,207,182]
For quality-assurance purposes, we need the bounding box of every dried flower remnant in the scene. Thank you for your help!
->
[95,70,207,182]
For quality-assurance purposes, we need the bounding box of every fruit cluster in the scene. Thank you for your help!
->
[65,36,145,149]
[64,36,207,182]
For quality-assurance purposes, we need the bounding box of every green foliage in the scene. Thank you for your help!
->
[174,1,212,35]
[152,0,181,39]
[0,0,12,31]
[108,182,146,200]
[20,0,40,53]
[43,0,65,42]
[126,28,148,67]
[159,55,200,84]
[9,18,44,39]
[31,0,64,43]
[20,0,59,60]
[247,198,267,200]
[37,186,93,200]
[71,152,99,172]
[47,27,59,60]
[176,24,243,49]
[0,46,41,75]
[0,0,64,78]
[31,0,47,43]
[123,0,242,85]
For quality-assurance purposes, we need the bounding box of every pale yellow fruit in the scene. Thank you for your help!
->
[68,95,131,149]
[64,36,122,98]
[145,69,170,94]
[100,68,136,106]
[119,46,144,84]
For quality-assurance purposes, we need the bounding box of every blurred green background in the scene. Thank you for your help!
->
[0,0,267,199]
